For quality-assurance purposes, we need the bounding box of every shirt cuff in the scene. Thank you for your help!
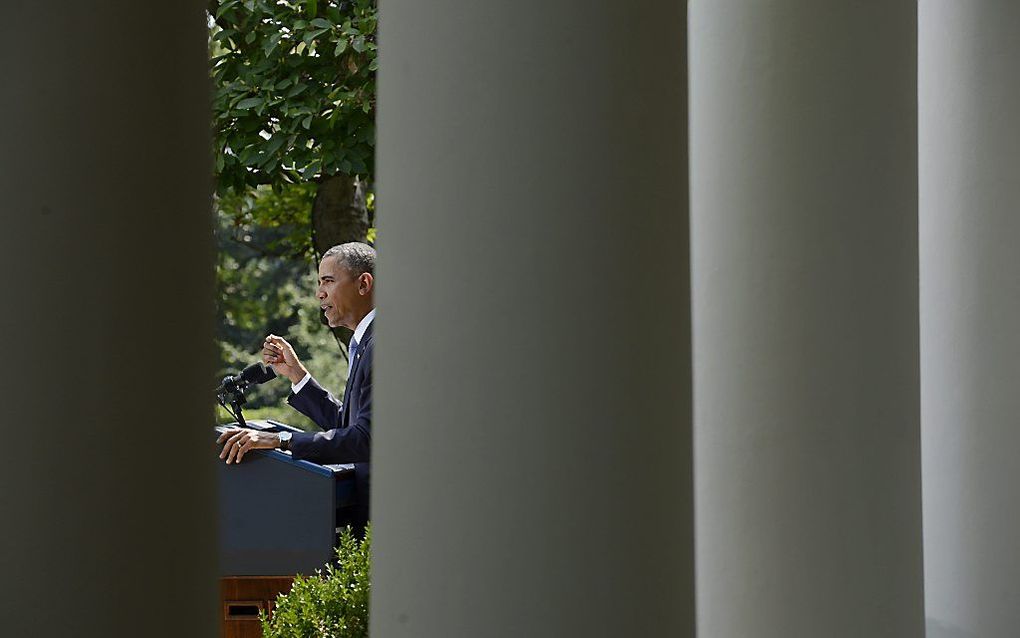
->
[291,372,312,394]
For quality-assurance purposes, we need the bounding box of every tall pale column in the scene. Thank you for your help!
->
[920,4,1020,638]
[0,3,216,638]
[690,3,924,637]
[373,1,692,636]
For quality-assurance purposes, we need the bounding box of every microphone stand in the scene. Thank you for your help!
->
[217,379,250,428]
[230,389,248,428]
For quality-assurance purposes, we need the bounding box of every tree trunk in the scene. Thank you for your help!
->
[312,173,369,256]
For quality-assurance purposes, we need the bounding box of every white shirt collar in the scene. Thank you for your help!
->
[352,308,376,346]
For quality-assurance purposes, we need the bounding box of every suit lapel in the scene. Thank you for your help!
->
[341,321,374,428]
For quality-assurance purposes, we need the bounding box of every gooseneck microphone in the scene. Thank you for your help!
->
[216,362,278,427]
[242,361,277,384]
[218,362,277,393]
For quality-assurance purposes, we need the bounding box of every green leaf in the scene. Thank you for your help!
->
[334,39,348,56]
[263,33,281,57]
[301,160,321,179]
[306,0,318,17]
[368,57,378,71]
[301,115,313,129]
[245,30,256,44]
[215,0,240,19]
[238,146,258,166]
[259,155,279,172]
[263,134,286,157]
[287,83,308,98]
[235,96,263,110]
[351,35,366,53]
[304,27,329,43]
[309,18,332,29]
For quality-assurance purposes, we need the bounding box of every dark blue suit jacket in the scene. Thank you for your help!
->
[287,320,373,532]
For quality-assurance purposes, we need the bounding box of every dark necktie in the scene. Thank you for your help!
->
[348,336,359,367]
[341,337,359,427]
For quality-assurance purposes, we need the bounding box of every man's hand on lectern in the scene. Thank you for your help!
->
[262,334,308,385]
[217,428,280,464]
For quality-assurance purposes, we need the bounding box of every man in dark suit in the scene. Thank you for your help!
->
[217,242,376,532]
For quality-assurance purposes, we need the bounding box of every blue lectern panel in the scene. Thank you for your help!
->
[216,421,355,576]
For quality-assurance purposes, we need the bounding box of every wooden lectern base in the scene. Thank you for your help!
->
[220,576,294,638]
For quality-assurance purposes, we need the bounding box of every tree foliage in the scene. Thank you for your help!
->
[210,0,377,194]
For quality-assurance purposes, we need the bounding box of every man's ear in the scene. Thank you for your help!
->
[359,272,374,295]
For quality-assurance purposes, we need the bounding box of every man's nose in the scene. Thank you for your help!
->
[317,289,326,300]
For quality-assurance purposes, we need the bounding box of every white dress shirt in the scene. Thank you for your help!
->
[291,308,376,394]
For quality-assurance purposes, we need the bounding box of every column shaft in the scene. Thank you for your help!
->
[0,3,216,637]
[690,3,924,636]
[373,1,692,636]
[920,3,1020,637]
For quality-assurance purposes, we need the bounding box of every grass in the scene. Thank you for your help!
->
[215,404,320,432]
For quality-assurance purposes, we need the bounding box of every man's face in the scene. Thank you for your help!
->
[317,255,371,329]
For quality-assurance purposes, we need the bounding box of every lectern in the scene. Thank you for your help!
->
[216,420,356,638]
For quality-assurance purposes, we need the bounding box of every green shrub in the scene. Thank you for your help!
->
[262,527,370,638]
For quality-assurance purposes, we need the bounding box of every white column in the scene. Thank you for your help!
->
[690,3,924,637]
[373,1,692,636]
[920,3,1020,637]
[0,3,216,638]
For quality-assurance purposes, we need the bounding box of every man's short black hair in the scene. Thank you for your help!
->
[323,242,376,276]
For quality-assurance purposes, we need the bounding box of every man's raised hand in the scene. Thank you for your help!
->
[262,334,308,384]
